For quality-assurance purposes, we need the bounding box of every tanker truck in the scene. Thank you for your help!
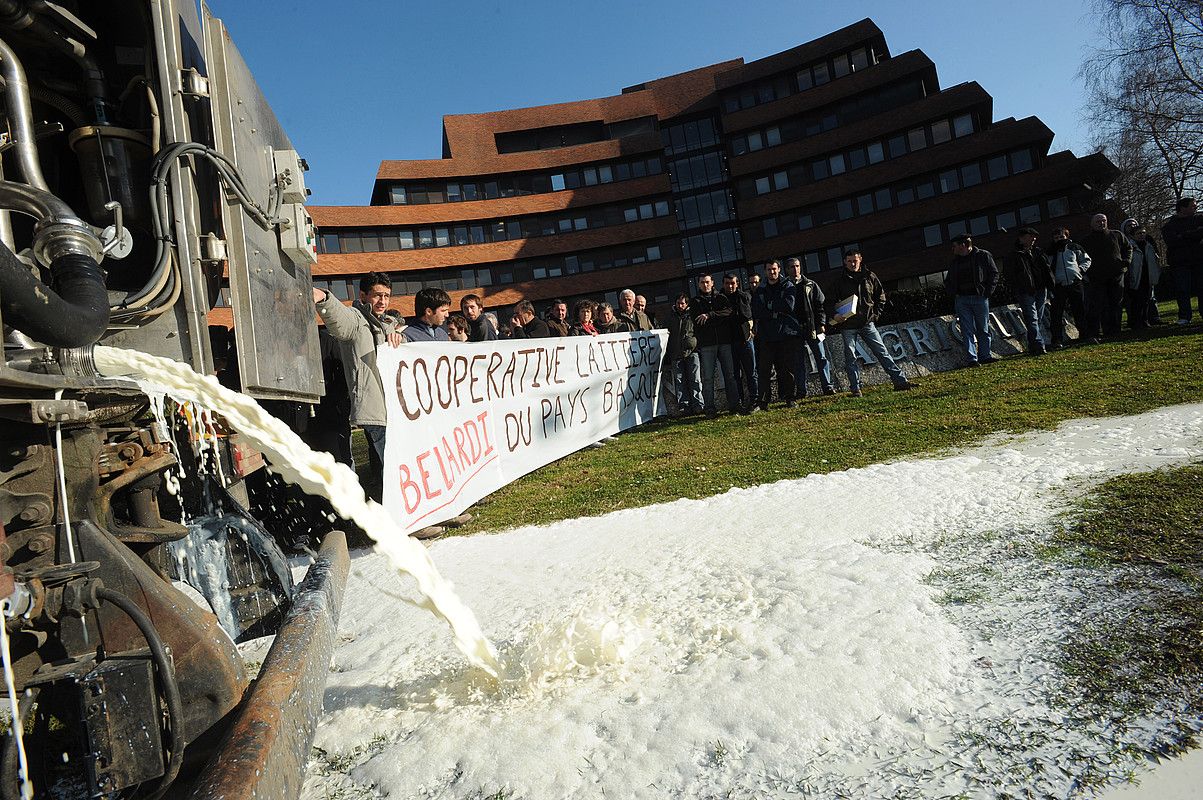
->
[0,1,347,797]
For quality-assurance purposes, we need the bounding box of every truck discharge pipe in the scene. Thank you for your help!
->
[0,181,107,348]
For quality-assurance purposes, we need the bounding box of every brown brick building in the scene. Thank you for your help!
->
[290,18,1115,321]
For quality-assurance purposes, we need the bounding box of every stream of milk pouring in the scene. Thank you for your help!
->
[93,346,500,677]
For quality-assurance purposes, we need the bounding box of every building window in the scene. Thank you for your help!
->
[829,153,847,175]
[986,155,1008,181]
[874,188,892,210]
[551,174,565,191]
[948,220,968,239]
[907,127,927,151]
[960,163,983,187]
[1047,196,1069,217]
[763,218,778,238]
[837,199,854,220]
[856,194,874,215]
[1010,148,1033,173]
[805,252,821,273]
[969,216,990,236]
[389,186,406,205]
[755,176,771,195]
[952,113,974,137]
[930,119,952,145]
[1019,204,1041,224]
[867,142,885,164]
[923,224,942,247]
[773,170,788,190]
[996,211,1017,230]
[939,170,960,193]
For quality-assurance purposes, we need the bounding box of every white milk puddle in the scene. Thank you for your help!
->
[93,346,500,676]
[303,404,1203,800]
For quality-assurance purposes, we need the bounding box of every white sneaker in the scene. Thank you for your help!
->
[1177,318,1190,326]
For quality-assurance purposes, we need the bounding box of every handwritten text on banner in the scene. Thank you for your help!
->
[377,331,668,534]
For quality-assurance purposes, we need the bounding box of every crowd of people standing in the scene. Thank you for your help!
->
[306,196,1203,494]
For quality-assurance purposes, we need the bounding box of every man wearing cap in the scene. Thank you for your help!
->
[1080,213,1131,338]
[1005,228,1054,354]
[945,233,1000,365]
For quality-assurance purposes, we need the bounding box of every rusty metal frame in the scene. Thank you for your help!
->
[186,530,349,800]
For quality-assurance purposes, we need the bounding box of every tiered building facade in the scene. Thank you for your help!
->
[296,19,1115,319]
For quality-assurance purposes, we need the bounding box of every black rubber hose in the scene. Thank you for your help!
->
[95,588,184,800]
[0,241,109,347]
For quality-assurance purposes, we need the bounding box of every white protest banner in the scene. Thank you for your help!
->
[377,330,668,534]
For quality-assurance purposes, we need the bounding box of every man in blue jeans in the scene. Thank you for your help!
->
[945,233,1000,366]
[786,257,835,396]
[826,250,916,396]
[1004,227,1053,354]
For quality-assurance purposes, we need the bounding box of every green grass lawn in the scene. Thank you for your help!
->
[450,323,1203,535]
[1052,464,1203,719]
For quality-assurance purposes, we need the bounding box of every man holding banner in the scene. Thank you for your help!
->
[312,271,404,501]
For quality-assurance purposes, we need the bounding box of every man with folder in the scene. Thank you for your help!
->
[826,250,916,397]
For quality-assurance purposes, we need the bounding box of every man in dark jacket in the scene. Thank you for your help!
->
[545,298,571,337]
[723,273,759,414]
[405,287,453,343]
[827,250,915,396]
[786,257,835,397]
[752,260,801,409]
[1162,196,1203,324]
[1004,227,1053,355]
[664,293,702,416]
[508,300,552,338]
[1080,213,1132,338]
[945,233,1000,365]
[461,294,497,342]
[691,274,737,415]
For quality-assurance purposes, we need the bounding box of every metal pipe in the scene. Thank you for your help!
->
[0,180,101,262]
[0,35,48,190]
[187,531,350,800]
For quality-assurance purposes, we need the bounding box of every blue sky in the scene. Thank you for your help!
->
[204,0,1098,206]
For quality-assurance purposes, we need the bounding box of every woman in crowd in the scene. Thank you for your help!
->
[572,299,599,336]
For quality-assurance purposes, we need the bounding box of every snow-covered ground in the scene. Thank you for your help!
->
[292,404,1203,800]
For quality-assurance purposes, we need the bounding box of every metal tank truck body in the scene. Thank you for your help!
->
[0,1,348,797]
